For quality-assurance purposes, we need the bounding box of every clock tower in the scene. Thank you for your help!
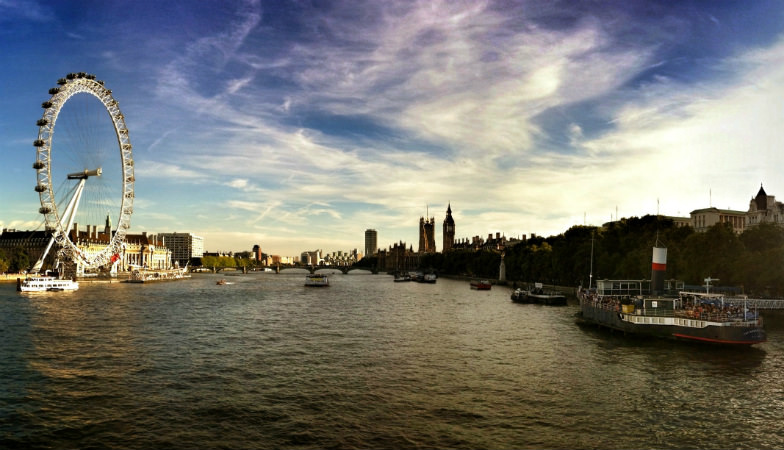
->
[443,203,455,252]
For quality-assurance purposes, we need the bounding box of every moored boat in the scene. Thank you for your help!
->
[393,272,411,282]
[577,285,766,345]
[127,267,190,283]
[18,276,79,292]
[470,280,492,290]
[420,273,437,284]
[409,271,437,283]
[576,246,766,345]
[511,283,567,305]
[511,288,532,303]
[305,274,329,287]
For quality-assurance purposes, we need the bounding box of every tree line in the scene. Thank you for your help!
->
[417,215,784,297]
[199,254,257,270]
[0,247,30,274]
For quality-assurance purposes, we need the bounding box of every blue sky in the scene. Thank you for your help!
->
[2,0,784,257]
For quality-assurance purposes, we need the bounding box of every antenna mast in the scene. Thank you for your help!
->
[589,232,594,289]
[655,198,662,247]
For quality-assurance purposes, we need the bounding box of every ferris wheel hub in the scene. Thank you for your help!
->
[67,167,102,179]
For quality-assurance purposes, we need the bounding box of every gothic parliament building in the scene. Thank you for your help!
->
[418,203,456,254]
[378,203,513,272]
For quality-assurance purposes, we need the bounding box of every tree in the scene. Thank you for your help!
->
[682,222,744,286]
[8,246,31,273]
[740,222,784,252]
[0,249,9,273]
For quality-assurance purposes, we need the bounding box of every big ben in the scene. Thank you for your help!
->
[443,203,455,252]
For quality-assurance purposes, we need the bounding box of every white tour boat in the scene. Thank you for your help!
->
[19,276,79,292]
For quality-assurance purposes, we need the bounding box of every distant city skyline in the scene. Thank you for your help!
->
[2,1,783,257]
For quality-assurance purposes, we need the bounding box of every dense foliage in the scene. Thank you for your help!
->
[0,247,29,273]
[422,216,784,296]
[200,254,256,270]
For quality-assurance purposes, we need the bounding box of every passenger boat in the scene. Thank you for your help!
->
[470,280,492,290]
[420,273,437,284]
[577,284,766,345]
[393,272,411,282]
[511,283,567,305]
[18,276,79,292]
[127,267,190,283]
[576,246,766,345]
[305,274,329,287]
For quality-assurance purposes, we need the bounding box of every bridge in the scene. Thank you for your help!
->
[301,265,379,275]
[194,264,379,275]
[744,298,784,310]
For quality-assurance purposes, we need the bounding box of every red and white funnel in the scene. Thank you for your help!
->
[651,246,667,295]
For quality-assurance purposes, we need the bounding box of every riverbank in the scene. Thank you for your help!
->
[0,273,26,283]
[434,273,578,297]
[0,272,180,284]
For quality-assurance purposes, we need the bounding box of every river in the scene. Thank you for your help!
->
[1,272,783,449]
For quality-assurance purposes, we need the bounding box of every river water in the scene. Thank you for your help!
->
[1,272,783,449]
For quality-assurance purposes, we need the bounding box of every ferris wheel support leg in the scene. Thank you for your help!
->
[60,178,88,236]
[32,235,57,274]
[31,178,88,274]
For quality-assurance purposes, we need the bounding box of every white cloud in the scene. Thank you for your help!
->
[113,2,784,254]
[226,179,249,189]
[136,161,203,180]
[573,37,784,223]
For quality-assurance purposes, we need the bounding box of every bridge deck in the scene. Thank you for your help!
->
[746,298,784,310]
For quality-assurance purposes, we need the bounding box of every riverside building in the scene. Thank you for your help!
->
[158,232,204,267]
[364,229,377,257]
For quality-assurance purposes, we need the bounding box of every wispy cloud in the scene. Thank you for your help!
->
[575,37,784,219]
[136,1,694,248]
[0,0,54,23]
[4,0,780,256]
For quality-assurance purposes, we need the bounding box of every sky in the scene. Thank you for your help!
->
[2,0,784,258]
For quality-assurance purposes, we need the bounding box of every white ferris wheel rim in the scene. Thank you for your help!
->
[33,72,134,269]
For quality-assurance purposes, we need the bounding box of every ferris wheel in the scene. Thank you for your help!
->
[32,72,134,272]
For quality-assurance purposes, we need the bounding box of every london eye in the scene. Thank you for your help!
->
[32,72,134,273]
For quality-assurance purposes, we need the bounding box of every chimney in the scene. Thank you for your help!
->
[651,246,667,296]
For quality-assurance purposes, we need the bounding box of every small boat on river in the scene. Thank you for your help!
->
[127,266,190,283]
[393,272,411,282]
[408,271,437,283]
[420,273,437,284]
[511,283,567,305]
[305,274,329,287]
[470,280,492,290]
